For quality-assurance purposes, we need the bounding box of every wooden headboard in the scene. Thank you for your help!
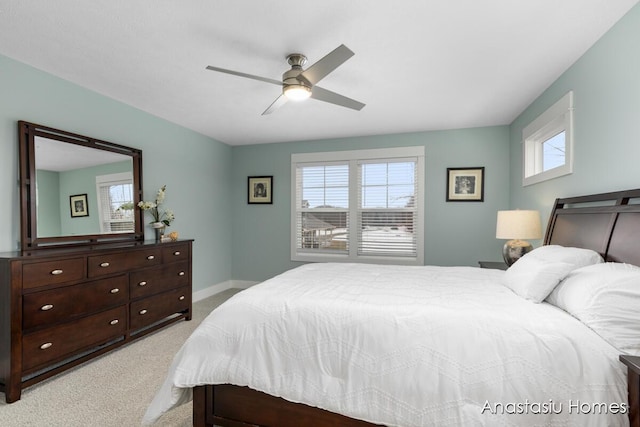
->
[545,188,640,266]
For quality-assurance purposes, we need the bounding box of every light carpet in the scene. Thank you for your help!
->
[0,288,243,427]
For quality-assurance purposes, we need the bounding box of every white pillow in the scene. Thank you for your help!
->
[521,244,604,266]
[546,262,640,355]
[502,257,575,302]
[502,245,604,303]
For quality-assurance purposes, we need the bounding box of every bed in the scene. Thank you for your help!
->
[143,188,640,427]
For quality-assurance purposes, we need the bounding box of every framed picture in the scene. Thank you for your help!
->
[248,176,273,204]
[69,194,89,217]
[446,167,484,202]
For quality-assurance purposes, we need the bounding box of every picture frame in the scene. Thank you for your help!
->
[248,176,273,204]
[446,167,484,202]
[69,193,89,217]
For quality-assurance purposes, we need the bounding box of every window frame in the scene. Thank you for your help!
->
[291,146,425,265]
[95,172,135,234]
[522,91,574,186]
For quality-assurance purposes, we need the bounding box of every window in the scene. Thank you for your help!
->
[523,91,573,186]
[542,131,566,171]
[291,147,424,264]
[96,173,135,233]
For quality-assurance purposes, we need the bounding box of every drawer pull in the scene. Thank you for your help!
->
[173,251,181,256]
[147,255,155,260]
[179,295,185,301]
[110,288,120,294]
[100,262,110,268]
[109,319,119,325]
[138,281,147,287]
[139,309,148,315]
[50,269,63,275]
[40,304,54,311]
[40,342,53,350]
[178,271,185,276]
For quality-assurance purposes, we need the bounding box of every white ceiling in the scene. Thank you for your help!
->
[1,1,637,146]
[34,136,130,171]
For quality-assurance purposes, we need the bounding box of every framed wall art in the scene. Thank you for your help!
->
[446,167,484,202]
[248,176,273,204]
[70,193,89,217]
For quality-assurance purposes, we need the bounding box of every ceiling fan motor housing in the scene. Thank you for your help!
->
[287,53,307,68]
[283,53,311,99]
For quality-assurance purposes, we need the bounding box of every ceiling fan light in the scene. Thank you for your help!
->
[284,84,311,101]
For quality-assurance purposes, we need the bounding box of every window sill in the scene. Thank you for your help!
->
[292,252,423,266]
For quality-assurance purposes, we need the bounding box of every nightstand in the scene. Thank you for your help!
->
[478,261,508,270]
[620,355,640,426]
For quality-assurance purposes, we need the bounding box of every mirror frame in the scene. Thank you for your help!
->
[19,121,144,250]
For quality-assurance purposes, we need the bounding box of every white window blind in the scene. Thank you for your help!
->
[295,162,349,254]
[291,147,424,264]
[358,159,417,257]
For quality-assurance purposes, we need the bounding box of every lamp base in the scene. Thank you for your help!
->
[502,239,533,266]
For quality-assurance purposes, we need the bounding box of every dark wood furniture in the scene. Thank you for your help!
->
[478,260,508,270]
[0,239,193,403]
[6,120,195,404]
[193,386,382,427]
[192,187,640,427]
[18,121,144,250]
[620,355,640,427]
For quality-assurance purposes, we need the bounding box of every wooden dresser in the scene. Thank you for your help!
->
[0,239,193,403]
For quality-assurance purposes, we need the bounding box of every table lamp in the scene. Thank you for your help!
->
[496,210,542,266]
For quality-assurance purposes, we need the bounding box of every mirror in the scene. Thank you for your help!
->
[19,121,144,250]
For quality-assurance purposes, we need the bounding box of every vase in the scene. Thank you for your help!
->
[151,222,166,242]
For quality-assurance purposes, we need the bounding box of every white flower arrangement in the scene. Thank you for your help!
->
[137,185,175,226]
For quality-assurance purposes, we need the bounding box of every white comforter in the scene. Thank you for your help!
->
[143,263,629,426]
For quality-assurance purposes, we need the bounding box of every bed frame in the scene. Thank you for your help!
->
[193,187,640,427]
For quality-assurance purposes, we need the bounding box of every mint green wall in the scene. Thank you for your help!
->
[509,4,640,225]
[0,54,232,292]
[3,2,636,287]
[36,169,61,236]
[0,50,511,286]
[55,160,131,236]
[231,127,510,281]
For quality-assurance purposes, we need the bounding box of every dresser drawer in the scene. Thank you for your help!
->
[130,286,190,331]
[129,261,190,299]
[22,305,127,372]
[87,247,162,277]
[162,243,190,263]
[23,275,129,330]
[22,258,85,290]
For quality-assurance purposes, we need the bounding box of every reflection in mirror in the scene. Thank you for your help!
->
[19,121,143,250]
[35,137,134,237]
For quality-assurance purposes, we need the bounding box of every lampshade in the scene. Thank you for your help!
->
[283,84,312,101]
[496,210,542,240]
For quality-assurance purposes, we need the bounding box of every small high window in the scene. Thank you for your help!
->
[523,91,573,186]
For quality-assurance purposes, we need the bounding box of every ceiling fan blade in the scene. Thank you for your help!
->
[205,65,282,86]
[311,86,365,111]
[297,44,355,86]
[262,94,288,115]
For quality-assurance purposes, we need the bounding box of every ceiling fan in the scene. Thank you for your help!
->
[206,44,365,115]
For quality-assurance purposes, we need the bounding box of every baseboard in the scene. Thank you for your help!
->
[192,280,258,303]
